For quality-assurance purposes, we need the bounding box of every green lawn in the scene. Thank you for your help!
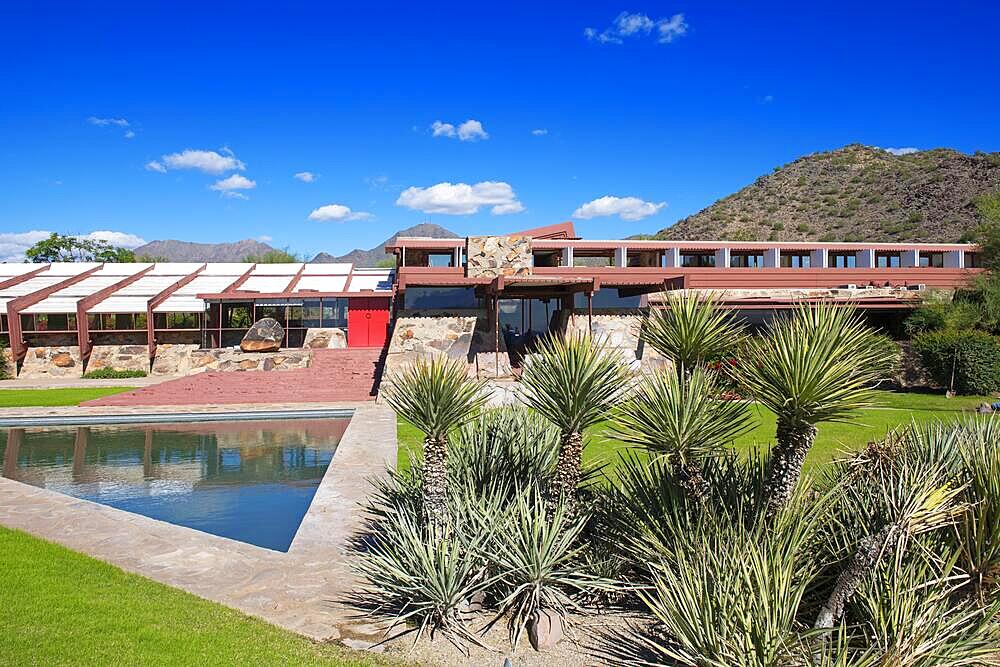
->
[397,390,995,474]
[0,387,135,408]
[0,527,393,666]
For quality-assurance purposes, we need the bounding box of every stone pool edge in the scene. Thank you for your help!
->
[0,401,398,644]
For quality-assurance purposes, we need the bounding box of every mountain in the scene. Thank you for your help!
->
[133,238,277,262]
[650,145,1000,243]
[311,223,459,266]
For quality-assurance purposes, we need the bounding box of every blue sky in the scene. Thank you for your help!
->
[1,1,998,261]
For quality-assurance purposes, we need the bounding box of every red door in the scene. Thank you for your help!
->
[347,297,390,348]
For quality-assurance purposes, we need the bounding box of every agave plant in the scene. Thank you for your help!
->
[381,357,488,525]
[734,302,886,515]
[611,366,756,500]
[517,332,633,516]
[640,290,744,374]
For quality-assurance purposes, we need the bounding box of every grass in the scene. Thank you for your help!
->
[0,387,135,407]
[0,526,393,666]
[397,390,995,473]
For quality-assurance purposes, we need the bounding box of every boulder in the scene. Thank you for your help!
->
[240,318,284,353]
[303,327,347,349]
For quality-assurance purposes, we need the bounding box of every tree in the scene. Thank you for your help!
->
[974,191,1000,272]
[243,248,300,263]
[380,357,488,525]
[25,233,136,263]
[611,366,755,501]
[517,332,633,516]
[734,303,886,515]
[640,291,745,375]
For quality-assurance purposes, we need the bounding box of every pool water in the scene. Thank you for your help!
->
[0,419,350,551]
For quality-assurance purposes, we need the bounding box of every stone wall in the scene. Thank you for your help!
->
[88,345,150,373]
[303,328,347,349]
[187,348,312,373]
[384,311,513,379]
[19,346,83,379]
[564,313,670,372]
[150,344,201,376]
[466,236,532,278]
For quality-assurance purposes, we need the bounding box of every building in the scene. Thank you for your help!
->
[0,223,984,379]
[0,262,393,377]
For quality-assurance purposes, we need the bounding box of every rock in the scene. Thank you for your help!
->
[978,403,994,414]
[52,352,75,368]
[527,609,563,651]
[240,318,284,352]
[303,328,347,349]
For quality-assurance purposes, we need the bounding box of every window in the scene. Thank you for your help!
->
[221,302,253,329]
[919,252,944,268]
[405,287,480,309]
[830,252,857,268]
[730,252,764,268]
[680,252,715,267]
[322,298,348,327]
[532,251,560,267]
[88,313,147,330]
[302,299,323,328]
[427,252,455,268]
[966,252,983,268]
[876,252,901,268]
[21,313,76,331]
[780,252,811,268]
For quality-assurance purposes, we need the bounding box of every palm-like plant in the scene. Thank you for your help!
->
[611,366,756,500]
[734,302,886,515]
[381,357,488,525]
[518,332,633,516]
[641,290,745,373]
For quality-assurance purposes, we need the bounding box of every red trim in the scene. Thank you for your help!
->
[283,264,307,292]
[76,265,155,361]
[0,265,50,291]
[146,264,208,358]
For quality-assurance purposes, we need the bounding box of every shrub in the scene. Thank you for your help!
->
[912,330,1000,395]
[82,368,147,379]
[869,333,902,382]
[0,339,9,380]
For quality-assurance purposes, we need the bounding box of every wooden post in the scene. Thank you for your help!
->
[494,295,500,378]
[588,291,593,333]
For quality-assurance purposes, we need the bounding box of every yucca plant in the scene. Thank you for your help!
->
[611,366,756,500]
[483,490,617,648]
[381,357,489,525]
[640,290,745,374]
[734,302,887,515]
[517,332,633,516]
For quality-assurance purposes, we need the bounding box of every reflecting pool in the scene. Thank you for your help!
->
[0,419,350,551]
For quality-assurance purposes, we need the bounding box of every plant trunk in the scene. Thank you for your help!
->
[422,435,449,526]
[764,419,817,516]
[548,430,583,518]
[668,453,710,502]
[814,524,897,630]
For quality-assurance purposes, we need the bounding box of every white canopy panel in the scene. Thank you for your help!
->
[302,262,352,275]
[295,275,348,293]
[154,274,236,312]
[23,275,125,313]
[203,263,253,275]
[46,262,102,275]
[347,269,394,292]
[0,275,70,308]
[148,263,203,276]
[0,264,44,278]
[250,263,302,275]
[240,275,293,293]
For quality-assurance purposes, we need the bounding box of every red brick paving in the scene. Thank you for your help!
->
[82,348,383,407]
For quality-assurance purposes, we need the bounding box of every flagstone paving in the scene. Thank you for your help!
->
[0,402,396,644]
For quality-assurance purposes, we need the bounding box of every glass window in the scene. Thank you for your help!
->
[322,298,348,327]
[222,302,253,329]
[966,252,982,268]
[680,253,715,267]
[830,252,856,268]
[25,313,75,331]
[780,253,811,268]
[919,252,944,268]
[255,304,286,324]
[427,252,454,268]
[876,253,900,268]
[404,288,479,309]
[730,253,764,268]
[302,299,322,328]
[167,312,197,329]
[574,290,642,309]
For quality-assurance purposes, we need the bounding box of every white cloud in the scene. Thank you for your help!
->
[585,12,688,45]
[257,235,273,242]
[209,174,256,200]
[0,229,146,262]
[152,149,246,174]
[531,128,548,136]
[760,94,775,104]
[396,181,525,215]
[431,119,489,141]
[572,195,666,221]
[308,204,373,222]
[431,121,456,138]
[293,171,317,183]
[882,146,920,156]
[124,130,136,139]
[87,116,130,127]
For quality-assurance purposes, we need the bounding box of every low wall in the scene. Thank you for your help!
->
[565,313,670,372]
[384,310,512,379]
[19,346,84,379]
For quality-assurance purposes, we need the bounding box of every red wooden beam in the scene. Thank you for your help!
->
[76,265,155,363]
[6,264,104,363]
[283,264,307,292]
[146,264,207,359]
[0,264,50,291]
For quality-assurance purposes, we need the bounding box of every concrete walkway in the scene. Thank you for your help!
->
[0,402,397,644]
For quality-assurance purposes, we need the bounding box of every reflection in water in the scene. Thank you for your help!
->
[1,419,349,552]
